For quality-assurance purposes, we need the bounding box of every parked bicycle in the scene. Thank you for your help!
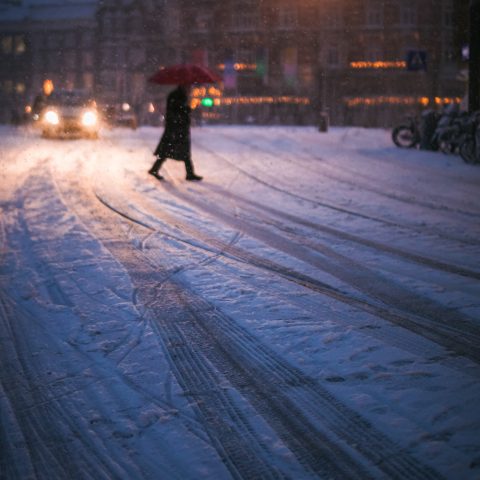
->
[459,111,480,165]
[434,111,470,155]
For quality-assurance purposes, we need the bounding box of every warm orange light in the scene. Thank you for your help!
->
[191,86,222,98]
[43,79,54,96]
[190,98,201,109]
[218,96,310,106]
[350,61,407,69]
[217,63,257,71]
[344,96,461,107]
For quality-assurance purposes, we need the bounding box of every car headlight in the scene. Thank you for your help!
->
[44,110,59,125]
[82,111,97,127]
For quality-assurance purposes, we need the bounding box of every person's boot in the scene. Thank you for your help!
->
[148,157,165,180]
[185,157,202,181]
[186,173,203,181]
[148,169,164,180]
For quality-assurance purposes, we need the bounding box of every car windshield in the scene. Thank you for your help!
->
[47,91,95,107]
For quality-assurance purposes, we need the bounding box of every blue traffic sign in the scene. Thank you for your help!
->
[406,50,427,71]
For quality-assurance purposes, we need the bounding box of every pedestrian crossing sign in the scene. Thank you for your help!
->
[406,50,427,71]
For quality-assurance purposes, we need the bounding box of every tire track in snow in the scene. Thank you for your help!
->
[52,171,300,479]
[225,130,480,220]
[1,177,212,479]
[54,164,445,479]
[0,294,128,480]
[97,176,480,366]
[77,192,443,480]
[152,180,480,361]
[192,183,480,281]
[195,136,479,245]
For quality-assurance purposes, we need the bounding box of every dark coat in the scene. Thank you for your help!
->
[154,86,191,161]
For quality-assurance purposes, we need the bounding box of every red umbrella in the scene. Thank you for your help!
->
[148,64,222,85]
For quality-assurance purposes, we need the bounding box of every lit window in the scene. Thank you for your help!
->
[14,35,26,55]
[83,73,94,90]
[15,83,25,94]
[3,80,13,93]
[1,36,13,54]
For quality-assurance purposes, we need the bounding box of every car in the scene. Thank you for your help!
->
[41,89,100,139]
[104,103,138,130]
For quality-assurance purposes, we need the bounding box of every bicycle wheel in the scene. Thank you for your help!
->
[392,125,418,148]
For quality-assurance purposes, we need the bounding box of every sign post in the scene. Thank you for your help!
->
[469,0,480,112]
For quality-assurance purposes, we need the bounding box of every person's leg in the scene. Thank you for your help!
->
[184,157,202,181]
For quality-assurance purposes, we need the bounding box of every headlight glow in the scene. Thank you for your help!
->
[45,110,59,125]
[82,111,97,127]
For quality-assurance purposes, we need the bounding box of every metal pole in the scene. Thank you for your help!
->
[469,0,480,112]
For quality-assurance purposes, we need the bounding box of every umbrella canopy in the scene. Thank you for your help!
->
[148,64,222,85]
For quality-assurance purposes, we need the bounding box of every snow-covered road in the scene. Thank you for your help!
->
[1,125,480,479]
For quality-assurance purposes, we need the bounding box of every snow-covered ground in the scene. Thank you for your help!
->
[1,124,479,479]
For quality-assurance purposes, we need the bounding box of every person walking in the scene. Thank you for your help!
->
[149,85,202,181]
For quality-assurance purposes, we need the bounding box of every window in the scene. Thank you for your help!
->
[47,33,60,49]
[168,10,181,32]
[1,36,13,54]
[129,47,145,68]
[81,32,94,48]
[65,52,76,70]
[103,12,113,35]
[443,7,453,27]
[236,47,255,64]
[366,46,383,62]
[329,6,342,28]
[3,80,13,93]
[15,82,25,94]
[231,3,259,31]
[400,5,416,26]
[14,35,26,55]
[278,6,297,29]
[327,47,339,66]
[366,3,383,26]
[65,32,75,48]
[131,12,143,32]
[114,47,125,66]
[83,52,94,68]
[83,72,94,90]
[443,47,455,63]
[194,12,210,32]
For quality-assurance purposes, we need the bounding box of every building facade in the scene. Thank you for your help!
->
[0,0,468,126]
